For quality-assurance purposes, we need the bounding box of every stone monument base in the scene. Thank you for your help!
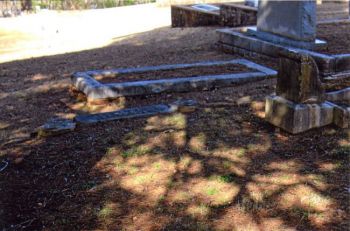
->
[331,103,350,128]
[246,27,326,49]
[265,95,334,134]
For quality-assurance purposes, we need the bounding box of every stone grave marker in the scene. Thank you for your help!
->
[247,0,324,49]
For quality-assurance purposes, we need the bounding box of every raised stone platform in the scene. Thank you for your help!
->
[246,26,326,49]
[265,95,334,134]
[171,3,257,27]
[72,59,277,102]
[217,27,350,78]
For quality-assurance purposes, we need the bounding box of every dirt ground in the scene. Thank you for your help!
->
[0,8,349,231]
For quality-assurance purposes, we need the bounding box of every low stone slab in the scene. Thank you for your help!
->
[36,118,76,137]
[265,95,334,134]
[247,27,326,50]
[333,105,350,128]
[72,59,277,102]
[171,4,220,27]
[217,27,350,78]
[75,99,198,124]
[326,87,350,104]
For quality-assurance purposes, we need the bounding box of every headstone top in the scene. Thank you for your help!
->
[257,0,317,42]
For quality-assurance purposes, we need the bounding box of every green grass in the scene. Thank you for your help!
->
[206,187,219,196]
[121,145,151,158]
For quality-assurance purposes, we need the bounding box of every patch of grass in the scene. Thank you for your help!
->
[222,161,232,169]
[99,206,113,218]
[127,166,139,175]
[209,174,236,183]
[291,207,311,221]
[134,174,154,184]
[106,147,118,155]
[123,132,147,146]
[121,145,151,158]
[188,203,210,217]
[236,148,246,157]
[158,195,165,202]
[167,113,187,128]
[153,162,162,170]
[219,174,236,183]
[206,187,219,196]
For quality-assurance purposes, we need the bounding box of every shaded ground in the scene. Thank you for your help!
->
[316,22,350,54]
[0,20,349,231]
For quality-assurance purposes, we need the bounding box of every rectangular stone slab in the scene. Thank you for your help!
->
[257,0,317,42]
[72,59,277,101]
[265,95,334,134]
[75,104,174,124]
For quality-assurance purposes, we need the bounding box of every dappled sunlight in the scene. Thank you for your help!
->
[254,172,302,186]
[96,152,176,204]
[188,132,207,153]
[247,181,281,202]
[213,207,261,231]
[212,147,250,164]
[278,185,334,212]
[145,113,187,131]
[0,10,348,229]
[266,160,302,172]
[183,177,239,206]
[186,203,211,218]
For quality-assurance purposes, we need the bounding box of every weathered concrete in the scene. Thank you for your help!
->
[326,87,350,104]
[171,3,258,27]
[36,118,76,137]
[247,26,326,49]
[171,4,220,27]
[220,3,257,27]
[276,52,325,104]
[75,99,197,124]
[257,0,317,42]
[265,95,334,133]
[72,59,277,101]
[217,28,350,77]
[332,103,350,128]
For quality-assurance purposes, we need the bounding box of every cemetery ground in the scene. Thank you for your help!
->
[0,9,349,231]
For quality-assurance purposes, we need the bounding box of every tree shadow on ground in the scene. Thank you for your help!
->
[0,26,349,230]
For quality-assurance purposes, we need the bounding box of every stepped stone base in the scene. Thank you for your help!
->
[265,95,334,134]
[331,103,350,128]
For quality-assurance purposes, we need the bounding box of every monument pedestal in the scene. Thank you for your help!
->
[265,95,334,133]
[246,27,326,49]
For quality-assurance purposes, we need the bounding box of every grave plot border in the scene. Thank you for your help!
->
[71,59,277,102]
[217,27,350,79]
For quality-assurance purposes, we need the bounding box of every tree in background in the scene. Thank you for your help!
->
[21,0,32,11]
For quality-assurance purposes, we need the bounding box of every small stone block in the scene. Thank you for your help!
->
[169,99,198,113]
[74,100,198,124]
[265,95,333,134]
[333,105,350,129]
[326,87,350,104]
[37,118,76,137]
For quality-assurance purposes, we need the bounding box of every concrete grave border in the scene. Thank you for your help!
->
[71,59,277,102]
[217,27,350,79]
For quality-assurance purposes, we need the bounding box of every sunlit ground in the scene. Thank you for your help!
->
[0,4,170,63]
[0,7,349,230]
